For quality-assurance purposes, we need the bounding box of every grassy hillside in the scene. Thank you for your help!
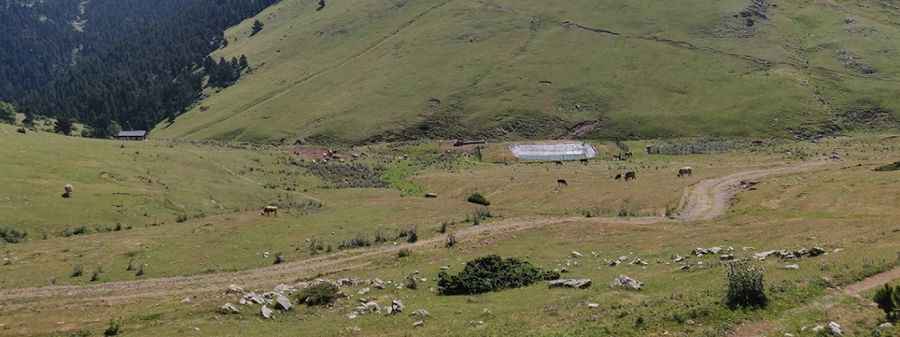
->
[1,131,899,337]
[154,0,900,143]
[0,125,318,237]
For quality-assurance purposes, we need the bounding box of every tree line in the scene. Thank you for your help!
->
[1,0,279,137]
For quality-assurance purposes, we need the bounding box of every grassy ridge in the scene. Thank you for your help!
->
[154,0,900,143]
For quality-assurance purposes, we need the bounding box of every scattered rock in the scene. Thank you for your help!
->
[783,264,800,270]
[754,250,777,260]
[571,251,584,258]
[260,305,274,319]
[720,254,735,261]
[548,278,592,289]
[383,300,404,315]
[827,321,843,336]
[411,309,430,320]
[630,258,648,266]
[809,247,826,257]
[610,275,643,290]
[425,193,438,198]
[587,303,599,309]
[413,320,425,327]
[371,278,385,289]
[226,284,244,294]
[878,322,893,329]
[218,303,241,314]
[273,284,296,294]
[274,294,293,311]
[242,292,268,305]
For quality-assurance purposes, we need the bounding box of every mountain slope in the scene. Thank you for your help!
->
[155,0,900,143]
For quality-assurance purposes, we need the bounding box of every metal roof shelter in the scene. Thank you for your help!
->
[509,142,598,161]
[116,130,148,140]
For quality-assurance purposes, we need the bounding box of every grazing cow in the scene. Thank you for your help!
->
[62,184,74,198]
[557,179,569,187]
[554,161,564,166]
[614,174,622,180]
[261,205,279,216]
[678,167,693,177]
[624,171,637,181]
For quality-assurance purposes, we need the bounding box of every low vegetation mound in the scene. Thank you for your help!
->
[297,282,341,306]
[437,255,559,295]
[874,161,900,172]
[724,260,768,309]
[466,193,490,206]
[302,162,388,188]
[0,226,27,243]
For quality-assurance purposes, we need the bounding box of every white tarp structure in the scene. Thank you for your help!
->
[509,142,598,161]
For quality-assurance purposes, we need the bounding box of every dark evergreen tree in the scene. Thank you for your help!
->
[251,19,264,36]
[55,118,74,136]
[239,55,249,70]
[23,111,36,128]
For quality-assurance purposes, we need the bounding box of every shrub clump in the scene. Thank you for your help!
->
[437,255,559,295]
[338,235,372,250]
[873,284,899,321]
[297,282,341,306]
[62,226,90,237]
[466,193,490,206]
[724,260,768,309]
[103,320,121,336]
[874,161,900,172]
[0,227,27,243]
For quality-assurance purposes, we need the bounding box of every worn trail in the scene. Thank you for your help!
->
[0,160,832,306]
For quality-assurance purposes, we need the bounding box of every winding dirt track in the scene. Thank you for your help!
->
[0,161,832,306]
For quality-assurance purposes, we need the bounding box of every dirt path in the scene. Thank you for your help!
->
[677,161,829,221]
[845,267,900,296]
[728,266,900,337]
[0,160,832,306]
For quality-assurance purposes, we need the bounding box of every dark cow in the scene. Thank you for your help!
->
[677,167,693,177]
[557,179,569,187]
[624,171,637,181]
[614,174,622,180]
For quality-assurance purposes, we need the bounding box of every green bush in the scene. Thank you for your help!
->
[873,284,899,321]
[0,101,16,124]
[437,255,559,295]
[467,193,490,206]
[398,248,411,258]
[724,261,768,309]
[296,282,341,306]
[103,320,121,336]
[875,161,900,172]
[0,227,27,243]
[63,226,90,237]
